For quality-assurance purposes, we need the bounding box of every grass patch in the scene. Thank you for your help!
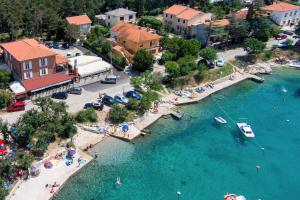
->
[203,64,234,82]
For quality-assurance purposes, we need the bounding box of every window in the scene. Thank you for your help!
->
[294,11,297,15]
[177,26,179,30]
[166,14,168,18]
[129,15,133,20]
[40,58,47,67]
[284,13,288,17]
[183,20,186,23]
[40,68,48,76]
[150,41,153,47]
[290,12,293,16]
[108,16,110,19]
[171,15,173,19]
[23,61,31,70]
[178,19,180,22]
[24,71,32,80]
[120,17,124,21]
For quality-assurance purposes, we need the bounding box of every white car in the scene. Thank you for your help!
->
[290,60,300,69]
[114,94,129,104]
[215,58,225,67]
[277,40,289,48]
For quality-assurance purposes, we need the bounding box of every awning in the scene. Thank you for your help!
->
[9,81,26,95]
[22,73,75,93]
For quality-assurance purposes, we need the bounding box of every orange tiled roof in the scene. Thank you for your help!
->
[262,2,300,12]
[55,54,69,65]
[22,73,75,92]
[66,15,92,26]
[176,8,202,20]
[164,5,188,15]
[205,19,230,27]
[0,39,56,61]
[227,8,249,20]
[111,22,161,43]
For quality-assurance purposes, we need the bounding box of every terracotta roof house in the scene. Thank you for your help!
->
[163,5,212,37]
[262,2,300,26]
[104,8,137,27]
[0,39,74,98]
[110,22,161,61]
[227,8,249,20]
[66,15,92,38]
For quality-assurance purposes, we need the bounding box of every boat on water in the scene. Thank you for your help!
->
[214,116,227,124]
[224,193,246,200]
[115,177,121,185]
[237,123,255,138]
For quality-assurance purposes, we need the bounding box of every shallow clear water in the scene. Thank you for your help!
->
[55,69,300,200]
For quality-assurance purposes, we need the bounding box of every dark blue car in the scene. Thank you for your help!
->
[102,95,117,106]
[126,91,142,100]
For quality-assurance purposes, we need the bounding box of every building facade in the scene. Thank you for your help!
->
[0,39,73,98]
[110,22,161,61]
[66,15,92,37]
[263,2,300,27]
[105,8,136,28]
[163,5,212,38]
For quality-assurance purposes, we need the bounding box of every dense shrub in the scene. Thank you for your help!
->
[108,105,128,124]
[75,109,98,123]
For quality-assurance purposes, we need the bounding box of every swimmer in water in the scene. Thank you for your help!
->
[116,177,121,185]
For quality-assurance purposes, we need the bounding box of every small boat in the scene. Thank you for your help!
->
[224,193,246,200]
[214,116,227,124]
[115,177,121,185]
[237,123,255,138]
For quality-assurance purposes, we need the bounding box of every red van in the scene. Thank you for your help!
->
[6,101,25,112]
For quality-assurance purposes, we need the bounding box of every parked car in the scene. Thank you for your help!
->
[114,94,129,105]
[101,75,117,84]
[295,40,300,46]
[0,140,8,155]
[215,58,225,67]
[45,42,53,48]
[275,34,287,40]
[102,95,117,106]
[62,42,70,49]
[292,35,300,39]
[66,52,72,58]
[53,42,60,49]
[67,87,82,95]
[52,92,68,100]
[84,102,104,110]
[6,101,25,112]
[277,40,290,48]
[126,91,142,100]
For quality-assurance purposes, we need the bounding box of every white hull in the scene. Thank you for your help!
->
[214,117,227,124]
[237,123,255,138]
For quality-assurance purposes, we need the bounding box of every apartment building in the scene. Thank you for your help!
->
[105,8,137,28]
[66,15,92,37]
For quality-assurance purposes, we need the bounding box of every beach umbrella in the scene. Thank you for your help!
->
[67,149,76,158]
[121,124,129,133]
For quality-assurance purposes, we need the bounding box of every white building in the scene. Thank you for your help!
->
[105,8,137,28]
[68,55,112,86]
[66,15,92,37]
[263,2,300,27]
[163,5,211,38]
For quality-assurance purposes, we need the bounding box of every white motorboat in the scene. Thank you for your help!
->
[214,116,227,124]
[290,60,300,69]
[237,123,255,138]
[224,193,246,200]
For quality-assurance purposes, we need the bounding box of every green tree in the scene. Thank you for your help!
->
[199,48,217,63]
[139,91,159,112]
[251,17,274,42]
[165,61,180,78]
[228,19,250,43]
[75,109,98,123]
[14,152,34,170]
[159,52,176,64]
[0,90,13,109]
[132,49,154,72]
[138,16,163,30]
[126,98,140,111]
[177,55,196,76]
[66,24,80,41]
[0,119,9,143]
[0,70,12,89]
[108,105,128,124]
[243,38,266,55]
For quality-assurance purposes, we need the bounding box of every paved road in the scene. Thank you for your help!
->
[0,69,131,124]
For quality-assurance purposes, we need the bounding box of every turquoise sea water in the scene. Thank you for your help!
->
[55,69,300,200]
